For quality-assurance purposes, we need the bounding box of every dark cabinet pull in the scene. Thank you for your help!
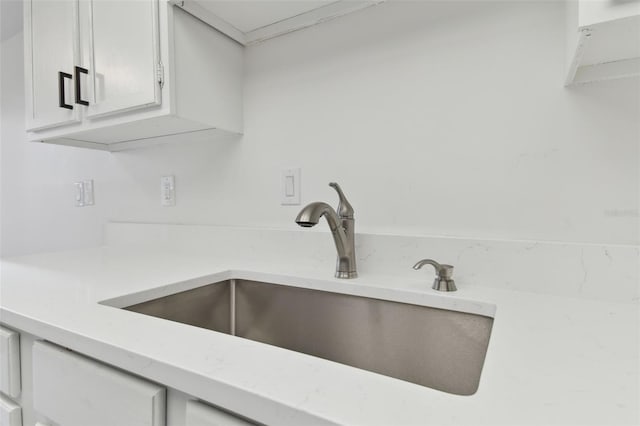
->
[74,66,89,106]
[58,71,73,110]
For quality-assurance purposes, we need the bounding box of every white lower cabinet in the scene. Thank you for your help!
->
[32,341,166,426]
[0,327,21,399]
[5,332,260,426]
[0,394,22,426]
[185,400,255,426]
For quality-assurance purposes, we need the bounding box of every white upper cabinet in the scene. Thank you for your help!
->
[24,0,243,151]
[81,0,161,119]
[170,0,385,45]
[565,0,640,85]
[24,0,81,131]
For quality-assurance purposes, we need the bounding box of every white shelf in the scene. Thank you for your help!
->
[566,2,640,86]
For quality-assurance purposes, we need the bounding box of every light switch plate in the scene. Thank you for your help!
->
[82,180,94,206]
[281,168,301,205]
[161,175,176,206]
[74,182,85,207]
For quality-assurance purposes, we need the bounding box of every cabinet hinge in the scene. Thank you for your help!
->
[156,62,165,89]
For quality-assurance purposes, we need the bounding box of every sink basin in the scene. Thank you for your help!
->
[122,279,493,395]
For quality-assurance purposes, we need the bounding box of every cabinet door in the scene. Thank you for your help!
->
[24,0,81,131]
[32,341,165,426]
[0,326,21,398]
[81,0,161,119]
[0,394,22,426]
[185,400,255,426]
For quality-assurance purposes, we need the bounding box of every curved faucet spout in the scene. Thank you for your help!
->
[295,202,337,228]
[295,202,349,259]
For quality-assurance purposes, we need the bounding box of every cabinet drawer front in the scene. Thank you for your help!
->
[0,393,22,426]
[0,326,21,398]
[186,400,255,426]
[32,341,165,426]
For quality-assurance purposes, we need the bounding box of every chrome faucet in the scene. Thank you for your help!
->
[295,182,357,279]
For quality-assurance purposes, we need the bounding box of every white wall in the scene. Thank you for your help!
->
[1,30,112,257]
[1,1,639,257]
[102,1,639,245]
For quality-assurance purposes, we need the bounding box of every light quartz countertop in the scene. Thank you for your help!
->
[1,237,638,425]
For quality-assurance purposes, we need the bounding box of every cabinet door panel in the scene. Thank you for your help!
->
[25,0,81,131]
[32,341,165,426]
[186,400,255,426]
[84,0,161,119]
[0,394,22,426]
[0,326,21,398]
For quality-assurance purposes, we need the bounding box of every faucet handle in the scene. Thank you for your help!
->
[329,182,354,219]
[413,259,457,292]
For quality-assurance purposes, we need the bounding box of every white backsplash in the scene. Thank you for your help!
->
[105,223,639,303]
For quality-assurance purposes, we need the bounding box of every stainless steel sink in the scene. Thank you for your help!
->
[123,279,493,395]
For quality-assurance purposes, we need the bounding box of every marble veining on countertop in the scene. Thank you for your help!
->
[0,223,638,425]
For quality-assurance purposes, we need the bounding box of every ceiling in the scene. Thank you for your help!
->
[0,0,336,42]
[194,0,336,33]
